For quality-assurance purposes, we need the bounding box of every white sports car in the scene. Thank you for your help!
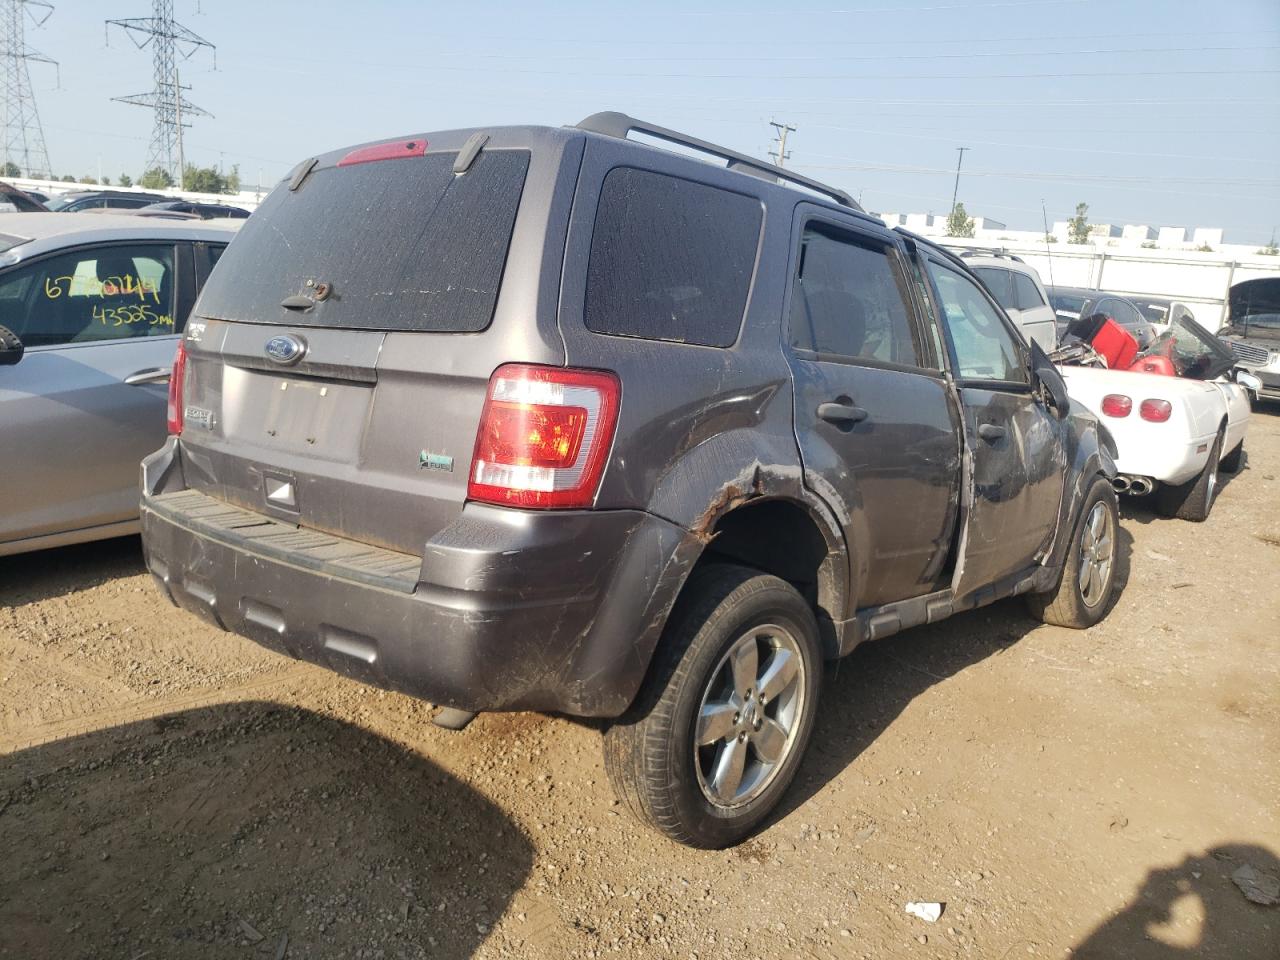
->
[1056,315,1250,522]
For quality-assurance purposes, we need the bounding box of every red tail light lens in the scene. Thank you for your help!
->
[1139,398,1172,422]
[167,339,187,435]
[1100,394,1132,418]
[469,364,621,509]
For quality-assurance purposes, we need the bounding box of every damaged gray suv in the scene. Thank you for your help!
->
[140,113,1121,848]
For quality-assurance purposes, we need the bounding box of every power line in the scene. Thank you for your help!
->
[1,0,56,177]
[407,43,1280,64]
[106,0,215,184]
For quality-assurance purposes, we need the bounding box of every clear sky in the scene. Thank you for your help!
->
[23,0,1280,244]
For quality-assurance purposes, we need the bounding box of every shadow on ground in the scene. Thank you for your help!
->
[0,535,146,607]
[779,523,1134,820]
[1071,844,1280,959]
[0,702,534,959]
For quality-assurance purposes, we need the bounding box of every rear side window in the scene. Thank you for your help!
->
[972,267,1016,311]
[0,243,177,346]
[584,167,761,347]
[789,225,922,367]
[196,150,529,332]
[1013,273,1045,310]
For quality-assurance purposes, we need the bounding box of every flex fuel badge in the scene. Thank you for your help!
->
[419,450,454,472]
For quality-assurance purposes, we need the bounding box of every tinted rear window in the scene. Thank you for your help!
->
[972,267,1016,310]
[584,167,762,347]
[195,150,529,332]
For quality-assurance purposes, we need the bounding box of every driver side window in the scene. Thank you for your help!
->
[926,260,1027,383]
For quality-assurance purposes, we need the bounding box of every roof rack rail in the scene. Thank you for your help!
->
[575,111,861,211]
[944,245,1024,263]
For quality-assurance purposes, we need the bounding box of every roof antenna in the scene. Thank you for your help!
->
[1040,199,1056,291]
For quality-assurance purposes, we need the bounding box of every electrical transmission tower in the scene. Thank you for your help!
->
[106,0,214,185]
[1,0,56,178]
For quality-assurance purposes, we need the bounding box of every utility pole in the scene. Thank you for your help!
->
[174,65,183,188]
[106,1,214,184]
[769,120,795,168]
[950,146,969,214]
[1,0,56,178]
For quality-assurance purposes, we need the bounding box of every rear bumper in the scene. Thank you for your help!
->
[1111,432,1211,487]
[140,438,698,717]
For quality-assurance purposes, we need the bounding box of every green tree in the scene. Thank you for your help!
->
[60,174,77,182]
[182,164,241,194]
[945,201,975,238]
[118,173,132,188]
[1,161,19,177]
[78,175,97,185]
[140,167,174,190]
[1068,202,1090,245]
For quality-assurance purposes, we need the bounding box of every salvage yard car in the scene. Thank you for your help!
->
[140,113,1122,848]
[952,249,1057,352]
[0,213,239,556]
[1053,313,1250,521]
[1222,276,1280,404]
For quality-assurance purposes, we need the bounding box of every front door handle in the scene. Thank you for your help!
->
[817,401,869,425]
[977,422,1006,441]
[124,367,171,385]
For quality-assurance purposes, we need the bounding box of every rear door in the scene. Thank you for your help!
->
[920,256,1065,597]
[786,210,962,607]
[177,136,554,556]
[0,241,190,544]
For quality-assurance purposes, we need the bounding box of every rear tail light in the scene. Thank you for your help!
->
[1100,394,1132,418]
[468,364,620,509]
[167,339,187,435]
[337,138,427,167]
[1139,398,1172,422]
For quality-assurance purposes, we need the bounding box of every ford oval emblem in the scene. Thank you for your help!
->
[265,334,305,365]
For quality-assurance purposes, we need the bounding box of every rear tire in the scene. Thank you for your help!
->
[603,564,822,849]
[1153,429,1223,522]
[1026,474,1119,629]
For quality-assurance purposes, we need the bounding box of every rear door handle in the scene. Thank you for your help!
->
[977,422,1006,441]
[817,401,869,425]
[124,367,171,385]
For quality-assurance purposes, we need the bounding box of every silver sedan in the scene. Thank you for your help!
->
[0,213,240,556]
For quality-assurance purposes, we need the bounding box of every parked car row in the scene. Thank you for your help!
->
[1,184,251,219]
[0,113,1269,850]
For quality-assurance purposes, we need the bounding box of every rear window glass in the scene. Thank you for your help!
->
[195,150,530,332]
[972,267,1016,310]
[584,167,762,347]
[1013,273,1044,310]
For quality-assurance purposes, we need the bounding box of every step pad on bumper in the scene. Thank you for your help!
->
[145,489,421,594]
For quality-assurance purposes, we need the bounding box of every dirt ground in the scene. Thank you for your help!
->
[3,413,1278,960]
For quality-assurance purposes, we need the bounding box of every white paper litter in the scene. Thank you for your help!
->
[905,901,943,923]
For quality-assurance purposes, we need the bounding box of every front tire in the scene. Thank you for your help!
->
[1153,429,1223,522]
[603,565,822,849]
[1026,474,1119,628]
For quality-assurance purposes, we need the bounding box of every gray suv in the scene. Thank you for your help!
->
[140,113,1120,848]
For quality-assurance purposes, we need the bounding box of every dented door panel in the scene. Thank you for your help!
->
[951,387,1066,595]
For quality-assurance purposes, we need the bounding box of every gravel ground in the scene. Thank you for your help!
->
[2,411,1279,960]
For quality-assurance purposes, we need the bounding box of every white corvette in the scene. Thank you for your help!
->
[1056,315,1250,522]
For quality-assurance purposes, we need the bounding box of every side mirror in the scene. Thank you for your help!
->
[1029,340,1070,419]
[0,324,23,366]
